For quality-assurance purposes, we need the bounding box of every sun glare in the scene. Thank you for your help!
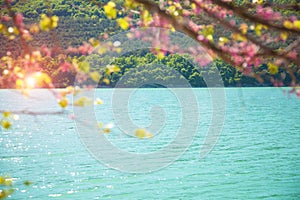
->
[25,77,36,88]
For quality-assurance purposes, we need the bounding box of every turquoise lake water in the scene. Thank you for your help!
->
[0,88,300,199]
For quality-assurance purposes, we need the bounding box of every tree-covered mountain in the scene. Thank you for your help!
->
[85,50,297,88]
[1,0,299,88]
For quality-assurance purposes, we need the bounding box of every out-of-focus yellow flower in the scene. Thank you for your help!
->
[252,0,264,4]
[39,14,59,31]
[106,64,120,75]
[124,0,139,9]
[141,10,152,25]
[73,96,91,107]
[0,176,5,184]
[58,97,68,108]
[102,78,110,85]
[254,24,267,36]
[90,71,101,82]
[16,79,24,89]
[135,128,153,139]
[78,61,90,73]
[60,86,74,97]
[231,33,247,42]
[2,111,11,118]
[157,51,165,59]
[29,24,39,34]
[94,98,104,105]
[99,123,114,134]
[98,46,107,55]
[103,128,110,133]
[104,2,117,19]
[293,20,300,30]
[239,23,248,34]
[280,32,288,41]
[117,18,129,30]
[1,120,12,129]
[4,178,12,186]
[268,62,279,75]
[283,20,293,29]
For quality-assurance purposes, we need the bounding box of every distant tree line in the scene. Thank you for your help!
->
[86,50,299,88]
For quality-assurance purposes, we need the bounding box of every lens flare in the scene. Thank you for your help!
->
[25,77,36,88]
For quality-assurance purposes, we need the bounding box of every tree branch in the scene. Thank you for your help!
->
[134,0,234,65]
[211,0,300,34]
[135,0,300,67]
[191,0,300,66]
[0,109,67,115]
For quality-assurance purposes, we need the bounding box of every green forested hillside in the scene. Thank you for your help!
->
[1,0,299,87]
[86,51,296,88]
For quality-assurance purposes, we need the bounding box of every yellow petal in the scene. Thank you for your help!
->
[104,2,117,19]
[102,78,110,85]
[73,96,91,107]
[117,18,129,30]
[78,61,90,73]
[135,128,153,139]
[268,62,279,75]
[157,51,165,59]
[146,132,153,138]
[103,128,110,133]
[283,20,293,29]
[106,64,120,75]
[280,32,288,41]
[1,120,12,129]
[4,178,12,186]
[2,111,11,118]
[90,71,101,82]
[239,23,248,34]
[135,128,147,138]
[0,176,5,184]
[293,20,300,30]
[58,98,68,108]
[51,15,59,22]
[94,98,104,105]
[16,79,24,89]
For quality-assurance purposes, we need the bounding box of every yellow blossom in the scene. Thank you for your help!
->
[0,176,5,184]
[117,18,129,30]
[104,2,117,19]
[103,128,110,133]
[2,111,11,118]
[106,64,120,75]
[73,97,91,107]
[293,20,300,30]
[280,32,288,41]
[90,71,101,82]
[78,61,90,73]
[94,98,104,105]
[135,128,153,139]
[102,78,110,85]
[268,62,279,75]
[283,20,293,29]
[39,14,59,31]
[58,98,68,108]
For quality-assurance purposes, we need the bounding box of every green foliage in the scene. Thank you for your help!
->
[87,51,297,88]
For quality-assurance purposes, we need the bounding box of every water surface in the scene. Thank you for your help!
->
[0,88,299,199]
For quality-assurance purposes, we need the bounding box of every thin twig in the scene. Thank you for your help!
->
[191,0,300,66]
[134,0,233,65]
[0,109,67,115]
[211,0,300,34]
